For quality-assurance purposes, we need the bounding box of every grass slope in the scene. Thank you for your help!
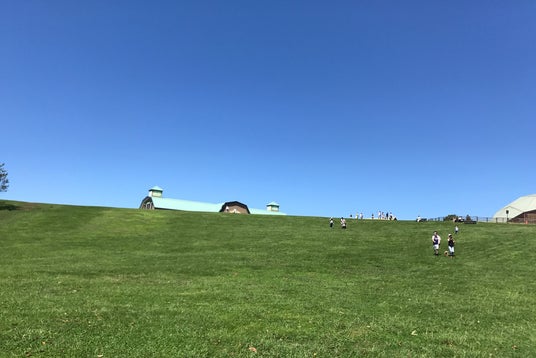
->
[0,200,534,357]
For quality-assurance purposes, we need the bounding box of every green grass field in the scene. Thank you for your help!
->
[0,200,534,357]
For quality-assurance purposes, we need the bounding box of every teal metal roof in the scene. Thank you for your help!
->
[146,194,287,215]
[151,197,223,212]
[249,208,286,215]
[150,186,163,191]
[267,201,279,206]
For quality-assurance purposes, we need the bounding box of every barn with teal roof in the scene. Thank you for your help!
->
[139,186,286,215]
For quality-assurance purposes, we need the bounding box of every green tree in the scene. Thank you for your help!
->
[0,163,8,192]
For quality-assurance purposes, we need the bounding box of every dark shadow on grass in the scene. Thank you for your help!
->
[0,201,19,211]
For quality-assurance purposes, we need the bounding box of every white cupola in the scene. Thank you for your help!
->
[148,186,163,198]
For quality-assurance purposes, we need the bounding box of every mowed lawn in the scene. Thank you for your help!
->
[0,201,535,357]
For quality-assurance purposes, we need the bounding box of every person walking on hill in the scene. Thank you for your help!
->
[447,234,455,257]
[432,231,441,256]
[329,217,334,229]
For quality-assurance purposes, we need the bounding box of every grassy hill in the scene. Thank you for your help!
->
[0,200,534,357]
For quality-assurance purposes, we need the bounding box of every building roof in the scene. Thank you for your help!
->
[141,186,286,215]
[493,194,536,219]
[146,196,286,215]
[249,207,286,215]
[151,197,223,212]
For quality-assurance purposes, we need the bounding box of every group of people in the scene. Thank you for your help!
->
[328,218,459,258]
[329,217,347,229]
[349,211,397,220]
[431,230,456,258]
[373,211,396,220]
[353,213,365,220]
[328,217,459,257]
[330,212,400,229]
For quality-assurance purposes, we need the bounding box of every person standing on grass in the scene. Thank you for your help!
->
[447,234,455,257]
[432,231,441,256]
[341,217,347,229]
[329,217,334,229]
[455,225,459,234]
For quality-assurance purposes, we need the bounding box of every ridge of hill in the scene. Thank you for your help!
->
[1,200,535,356]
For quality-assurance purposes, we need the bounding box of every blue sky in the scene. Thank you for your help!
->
[1,1,535,219]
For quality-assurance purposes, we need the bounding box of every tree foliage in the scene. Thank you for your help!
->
[0,163,8,192]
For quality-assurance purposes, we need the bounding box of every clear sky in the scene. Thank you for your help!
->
[1,1,535,220]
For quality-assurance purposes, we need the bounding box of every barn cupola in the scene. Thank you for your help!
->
[266,201,280,212]
[148,186,163,198]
